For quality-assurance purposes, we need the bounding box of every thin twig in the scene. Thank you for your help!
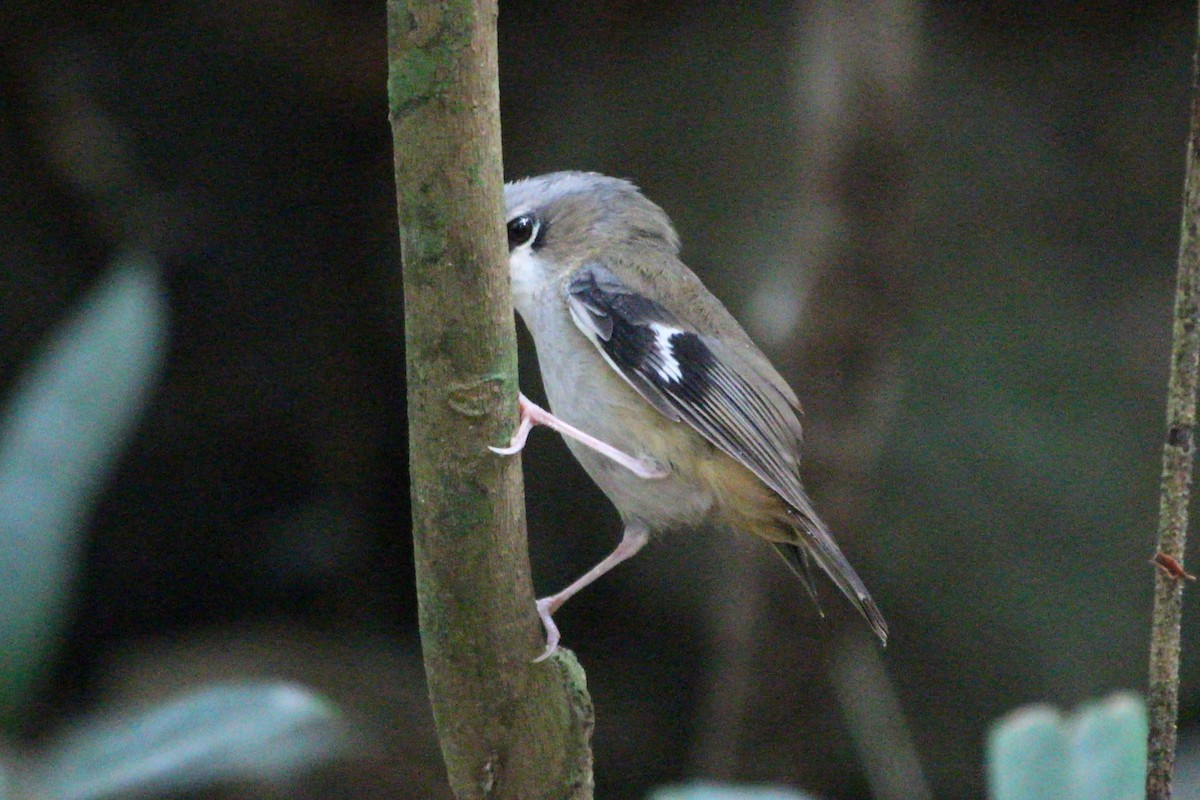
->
[1146,6,1200,797]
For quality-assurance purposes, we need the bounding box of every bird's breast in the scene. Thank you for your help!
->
[524,299,718,530]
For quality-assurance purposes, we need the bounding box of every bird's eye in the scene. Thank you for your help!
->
[507,214,539,250]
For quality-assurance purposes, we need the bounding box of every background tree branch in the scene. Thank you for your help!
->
[1147,4,1200,798]
[387,2,593,798]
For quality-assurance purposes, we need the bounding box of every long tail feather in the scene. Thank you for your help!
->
[771,541,825,618]
[781,509,889,645]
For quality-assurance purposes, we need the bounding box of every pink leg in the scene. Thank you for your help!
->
[490,393,668,480]
[533,522,650,662]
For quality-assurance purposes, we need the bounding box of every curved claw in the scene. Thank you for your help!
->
[532,597,561,663]
[489,414,533,456]
[628,456,670,480]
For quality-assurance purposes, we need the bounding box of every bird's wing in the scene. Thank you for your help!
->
[566,263,805,506]
[566,263,888,644]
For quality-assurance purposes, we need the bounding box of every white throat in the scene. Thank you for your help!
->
[508,246,550,321]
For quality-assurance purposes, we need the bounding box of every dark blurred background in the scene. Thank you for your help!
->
[0,0,1192,797]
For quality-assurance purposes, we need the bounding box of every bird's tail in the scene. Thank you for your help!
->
[774,509,889,646]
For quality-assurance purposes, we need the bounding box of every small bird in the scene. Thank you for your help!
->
[493,171,887,660]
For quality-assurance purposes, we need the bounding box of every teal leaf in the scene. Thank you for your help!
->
[987,705,1069,800]
[0,253,168,714]
[987,693,1146,800]
[648,782,820,800]
[1067,693,1147,800]
[31,683,346,800]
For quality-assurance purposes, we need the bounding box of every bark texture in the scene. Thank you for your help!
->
[387,2,593,798]
[1147,6,1200,798]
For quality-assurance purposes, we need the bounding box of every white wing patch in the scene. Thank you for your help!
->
[649,323,684,383]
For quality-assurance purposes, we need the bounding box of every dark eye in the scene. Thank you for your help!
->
[507,214,539,250]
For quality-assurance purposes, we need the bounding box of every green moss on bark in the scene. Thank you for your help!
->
[388,1,593,798]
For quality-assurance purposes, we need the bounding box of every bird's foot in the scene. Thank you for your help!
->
[490,393,669,480]
[488,409,534,455]
[529,523,651,661]
[532,596,561,663]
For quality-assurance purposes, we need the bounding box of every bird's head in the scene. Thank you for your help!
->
[502,171,680,316]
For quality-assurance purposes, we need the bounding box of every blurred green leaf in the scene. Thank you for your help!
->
[29,682,346,800]
[987,693,1146,800]
[0,253,168,717]
[647,782,820,800]
[1067,694,1147,800]
[987,705,1069,800]
[0,764,13,800]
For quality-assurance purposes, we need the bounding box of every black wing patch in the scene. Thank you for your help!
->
[566,263,889,645]
[566,264,799,485]
[567,267,708,419]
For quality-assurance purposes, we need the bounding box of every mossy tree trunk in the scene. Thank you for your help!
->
[386,2,593,798]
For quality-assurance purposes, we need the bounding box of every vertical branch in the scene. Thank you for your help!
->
[1147,6,1200,798]
[387,2,593,799]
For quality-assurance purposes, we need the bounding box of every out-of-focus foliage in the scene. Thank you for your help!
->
[0,257,346,796]
[0,1,1192,798]
[19,682,344,799]
[647,783,819,800]
[0,254,166,719]
[986,693,1147,800]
